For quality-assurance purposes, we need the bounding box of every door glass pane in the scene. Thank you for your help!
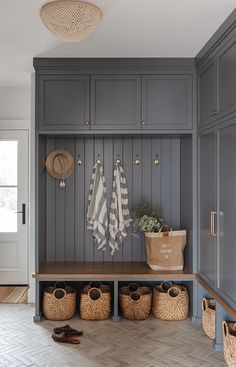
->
[0,141,17,185]
[0,188,17,232]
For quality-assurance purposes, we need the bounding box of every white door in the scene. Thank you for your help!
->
[0,130,28,284]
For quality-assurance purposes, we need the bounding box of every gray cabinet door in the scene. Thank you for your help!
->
[199,131,217,286]
[218,121,236,305]
[38,75,90,130]
[219,38,236,117]
[141,75,192,130]
[90,75,141,130]
[198,61,218,127]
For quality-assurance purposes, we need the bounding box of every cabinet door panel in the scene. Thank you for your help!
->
[198,62,217,127]
[219,122,236,304]
[38,75,89,130]
[199,131,217,286]
[219,39,236,115]
[142,75,192,129]
[90,75,141,130]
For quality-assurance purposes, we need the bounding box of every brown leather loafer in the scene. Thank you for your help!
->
[52,331,80,344]
[53,325,83,336]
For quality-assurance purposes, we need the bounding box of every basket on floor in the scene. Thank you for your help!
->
[202,298,216,339]
[119,286,152,320]
[152,283,189,320]
[80,283,111,320]
[223,321,236,367]
[43,283,76,321]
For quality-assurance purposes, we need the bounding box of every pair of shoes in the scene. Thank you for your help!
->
[52,325,83,344]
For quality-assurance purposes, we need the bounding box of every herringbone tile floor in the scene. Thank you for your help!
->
[0,304,226,367]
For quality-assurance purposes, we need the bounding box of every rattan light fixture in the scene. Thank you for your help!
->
[40,0,103,43]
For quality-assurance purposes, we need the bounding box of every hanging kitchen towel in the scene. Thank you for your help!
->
[87,162,108,251]
[109,163,132,255]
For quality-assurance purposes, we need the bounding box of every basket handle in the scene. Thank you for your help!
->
[222,321,229,337]
[88,281,102,289]
[88,287,102,301]
[130,291,142,302]
[159,225,172,233]
[202,297,208,312]
[128,283,140,293]
[160,281,173,292]
[167,286,181,298]
[54,281,66,290]
[52,288,66,300]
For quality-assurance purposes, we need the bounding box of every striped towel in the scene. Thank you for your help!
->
[109,163,132,255]
[87,162,108,251]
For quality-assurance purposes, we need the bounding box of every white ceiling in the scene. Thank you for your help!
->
[0,0,236,86]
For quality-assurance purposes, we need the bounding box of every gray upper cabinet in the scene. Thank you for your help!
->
[199,130,217,287]
[218,38,236,117]
[218,121,236,305]
[198,62,218,127]
[38,75,90,130]
[198,35,236,130]
[90,75,141,130]
[141,75,193,130]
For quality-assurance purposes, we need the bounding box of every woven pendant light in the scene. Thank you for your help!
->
[40,0,103,43]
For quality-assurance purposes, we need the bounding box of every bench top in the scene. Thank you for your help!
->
[33,261,196,280]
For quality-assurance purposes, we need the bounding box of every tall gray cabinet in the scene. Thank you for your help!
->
[199,130,217,287]
[218,121,236,305]
[197,9,236,310]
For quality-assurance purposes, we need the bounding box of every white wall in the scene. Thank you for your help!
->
[0,86,30,120]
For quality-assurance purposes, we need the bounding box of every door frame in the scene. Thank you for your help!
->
[0,119,32,295]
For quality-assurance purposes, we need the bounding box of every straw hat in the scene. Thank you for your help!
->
[45,149,74,180]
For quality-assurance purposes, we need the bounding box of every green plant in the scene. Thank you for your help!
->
[132,201,163,233]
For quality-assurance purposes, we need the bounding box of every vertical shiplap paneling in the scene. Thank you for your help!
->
[112,138,124,262]
[122,138,133,261]
[170,139,180,229]
[84,138,95,261]
[38,136,46,264]
[161,139,171,225]
[65,138,75,261]
[94,138,105,261]
[55,138,66,261]
[141,139,152,260]
[46,138,56,262]
[75,138,85,261]
[44,136,183,262]
[132,138,142,261]
[151,138,162,208]
[103,138,113,260]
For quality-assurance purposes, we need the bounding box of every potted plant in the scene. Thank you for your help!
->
[132,200,163,234]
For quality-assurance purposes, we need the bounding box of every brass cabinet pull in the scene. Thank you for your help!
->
[210,211,217,236]
[90,121,95,126]
[141,121,147,125]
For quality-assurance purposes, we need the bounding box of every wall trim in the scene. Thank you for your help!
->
[0,119,30,129]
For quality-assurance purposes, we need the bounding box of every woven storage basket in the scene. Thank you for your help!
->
[43,284,76,321]
[80,284,111,320]
[223,321,236,367]
[119,286,152,320]
[152,284,189,320]
[202,298,216,339]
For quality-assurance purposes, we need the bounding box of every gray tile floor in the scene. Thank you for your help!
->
[0,304,226,367]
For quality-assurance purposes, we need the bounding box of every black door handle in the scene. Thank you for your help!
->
[15,204,26,224]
